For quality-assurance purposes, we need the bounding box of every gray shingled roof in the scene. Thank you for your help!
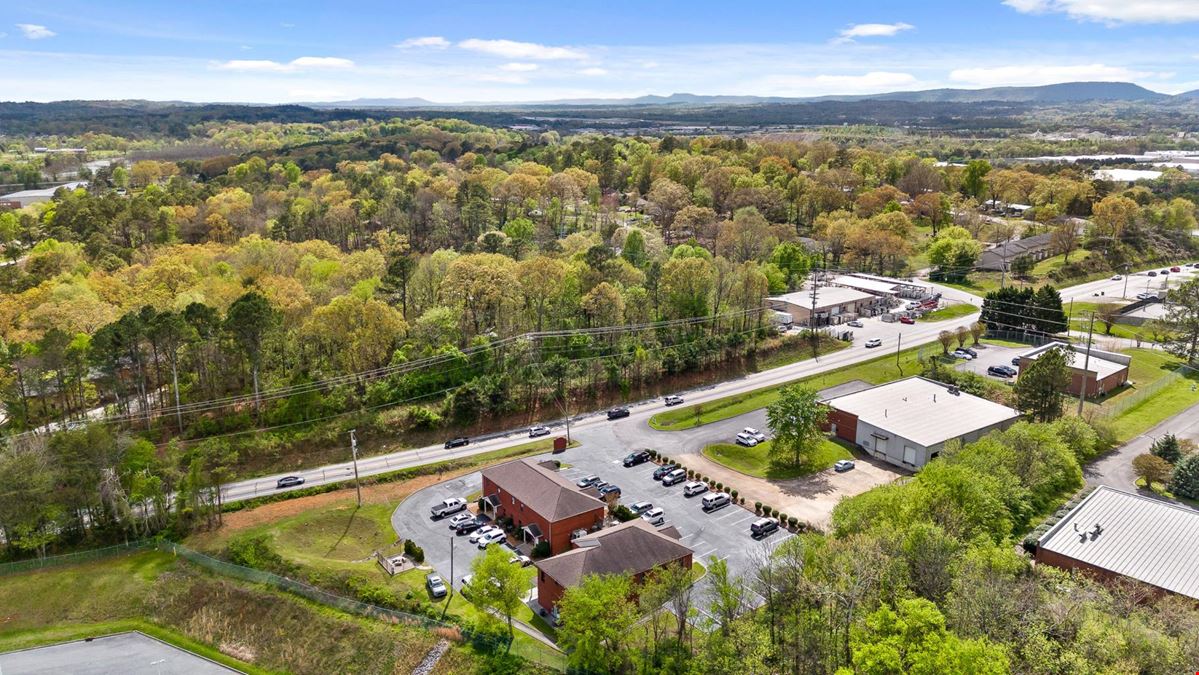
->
[482,459,606,521]
[534,520,691,588]
[1038,486,1199,600]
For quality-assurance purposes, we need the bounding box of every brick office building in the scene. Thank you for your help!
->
[480,459,606,556]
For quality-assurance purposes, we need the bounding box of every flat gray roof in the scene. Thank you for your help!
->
[770,285,876,311]
[1021,342,1129,380]
[0,632,238,674]
[1038,486,1199,600]
[823,376,1020,447]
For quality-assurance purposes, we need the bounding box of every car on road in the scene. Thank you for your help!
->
[987,365,1017,378]
[444,437,469,449]
[576,474,600,488]
[952,349,974,360]
[662,468,688,486]
[899,316,916,325]
[641,507,666,525]
[455,519,483,535]
[1148,270,1158,277]
[468,525,501,543]
[448,512,475,529]
[426,573,448,598]
[735,432,759,447]
[663,395,685,406]
[750,517,780,539]
[701,492,731,512]
[528,425,551,438]
[1110,274,1122,280]
[683,481,709,497]
[653,464,678,480]
[431,497,467,519]
[477,530,506,549]
[743,427,767,442]
[628,501,653,516]
[865,338,882,348]
[509,553,532,567]
[1161,269,1170,275]
[1172,266,1181,273]
[607,407,631,420]
[846,320,863,328]
[276,476,305,489]
[599,484,622,497]
[623,450,651,467]
[833,459,856,473]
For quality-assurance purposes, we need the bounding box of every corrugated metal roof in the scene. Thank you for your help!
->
[770,285,876,310]
[823,376,1021,447]
[1038,486,1199,600]
[830,275,900,295]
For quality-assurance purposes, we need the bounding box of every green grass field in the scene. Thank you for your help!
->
[754,335,849,371]
[702,438,852,480]
[920,303,979,322]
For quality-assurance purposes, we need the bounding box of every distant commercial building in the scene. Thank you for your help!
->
[768,285,887,326]
[977,232,1055,271]
[1016,342,1130,397]
[0,181,88,208]
[840,272,931,299]
[481,459,606,556]
[822,376,1021,469]
[1035,486,1199,601]
[534,519,693,613]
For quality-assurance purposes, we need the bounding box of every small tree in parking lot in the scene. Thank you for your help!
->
[767,385,828,469]
[955,325,970,348]
[970,321,985,345]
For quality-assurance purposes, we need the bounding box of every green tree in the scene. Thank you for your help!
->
[1013,346,1071,422]
[1133,454,1174,487]
[557,574,638,673]
[224,292,276,413]
[1009,255,1034,280]
[1161,278,1199,363]
[468,544,535,647]
[766,384,829,468]
[851,598,1010,675]
[1150,433,1183,464]
[621,228,648,268]
[961,160,991,200]
[1171,453,1199,499]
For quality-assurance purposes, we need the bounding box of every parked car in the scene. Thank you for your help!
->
[988,365,1017,378]
[1011,357,1021,366]
[743,427,767,442]
[607,407,630,420]
[865,338,882,348]
[623,450,651,467]
[461,574,474,587]
[592,480,610,492]
[1137,292,1156,301]
[469,525,501,544]
[599,484,622,497]
[641,507,666,525]
[953,349,974,360]
[576,475,600,488]
[846,320,863,328]
[833,459,856,473]
[448,512,475,529]
[701,492,731,512]
[444,437,469,449]
[528,425,551,438]
[735,432,759,447]
[683,481,709,497]
[477,530,506,549]
[899,316,916,325]
[455,519,483,535]
[664,395,685,406]
[662,468,688,486]
[426,573,448,598]
[750,517,780,539]
[653,464,678,481]
[276,476,305,489]
[509,554,532,567]
[628,501,653,516]
[962,348,978,357]
[431,497,467,519]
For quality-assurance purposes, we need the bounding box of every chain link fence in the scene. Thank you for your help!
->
[0,540,154,576]
[1098,363,1199,419]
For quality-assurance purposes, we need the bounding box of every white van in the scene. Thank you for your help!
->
[701,492,731,512]
[662,468,687,486]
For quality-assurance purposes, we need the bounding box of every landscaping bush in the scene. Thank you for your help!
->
[730,489,739,499]
[754,501,762,513]
[403,539,425,564]
[611,504,638,522]
[788,516,799,528]
[531,541,551,559]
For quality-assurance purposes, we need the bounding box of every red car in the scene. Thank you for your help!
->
[899,316,915,325]
[1171,266,1181,273]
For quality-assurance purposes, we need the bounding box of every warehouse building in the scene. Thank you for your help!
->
[768,285,887,326]
[822,376,1021,469]
[1017,342,1130,397]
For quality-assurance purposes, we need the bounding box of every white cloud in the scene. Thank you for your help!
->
[579,67,608,76]
[16,24,55,40]
[499,62,538,72]
[216,56,355,73]
[459,38,586,60]
[1002,0,1199,24]
[397,36,450,49]
[949,63,1149,86]
[836,22,913,42]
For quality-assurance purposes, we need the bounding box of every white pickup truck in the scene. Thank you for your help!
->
[430,497,467,519]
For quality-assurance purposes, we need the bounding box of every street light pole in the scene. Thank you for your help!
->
[350,429,362,507]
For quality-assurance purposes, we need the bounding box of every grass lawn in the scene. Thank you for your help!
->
[702,438,853,480]
[650,343,953,431]
[1134,478,1199,509]
[755,335,850,371]
[1092,348,1199,442]
[920,303,979,322]
[937,273,1010,297]
[1031,250,1092,278]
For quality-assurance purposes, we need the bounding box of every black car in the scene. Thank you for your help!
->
[962,348,978,358]
[607,407,630,420]
[652,464,678,481]
[444,437,470,449]
[276,476,305,489]
[598,484,622,497]
[623,450,651,467]
[988,365,1017,378]
[455,519,483,535]
[1011,357,1021,366]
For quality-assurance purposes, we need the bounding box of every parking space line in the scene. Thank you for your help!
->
[697,548,718,560]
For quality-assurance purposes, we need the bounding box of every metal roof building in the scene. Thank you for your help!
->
[1036,486,1199,600]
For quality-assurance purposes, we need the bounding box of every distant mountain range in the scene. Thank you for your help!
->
[300,81,1187,109]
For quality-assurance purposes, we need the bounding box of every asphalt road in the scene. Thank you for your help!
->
[0,632,236,674]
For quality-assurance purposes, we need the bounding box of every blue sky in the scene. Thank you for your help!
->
[4,0,1199,102]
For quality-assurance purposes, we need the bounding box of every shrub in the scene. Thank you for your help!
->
[788,516,799,528]
[612,505,638,522]
[531,541,551,559]
[754,501,762,513]
[403,539,426,564]
[730,489,739,499]
[779,513,789,524]
[226,533,298,576]
[647,449,658,459]
[715,482,724,491]
[1133,453,1174,486]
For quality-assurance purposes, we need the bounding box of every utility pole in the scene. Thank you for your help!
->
[349,429,362,507]
[808,266,820,357]
[1077,312,1096,416]
[896,332,902,370]
[1121,264,1130,299]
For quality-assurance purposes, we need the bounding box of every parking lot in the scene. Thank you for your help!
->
[952,343,1025,381]
[391,441,796,605]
